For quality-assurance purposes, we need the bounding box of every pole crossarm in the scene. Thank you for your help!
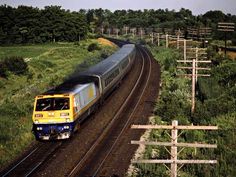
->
[218,26,235,29]
[131,125,218,130]
[131,160,217,164]
[131,121,217,177]
[177,74,211,77]
[218,29,234,32]
[218,22,235,32]
[186,56,207,59]
[177,60,211,63]
[131,141,217,148]
[218,22,235,25]
[177,66,211,70]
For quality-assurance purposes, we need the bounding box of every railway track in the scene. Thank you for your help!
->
[0,40,160,177]
[0,141,63,177]
[67,45,159,177]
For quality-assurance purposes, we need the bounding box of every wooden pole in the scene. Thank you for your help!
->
[184,39,186,63]
[192,58,196,114]
[108,28,111,37]
[157,33,160,46]
[195,47,198,83]
[177,34,180,49]
[224,32,227,57]
[171,120,178,177]
[166,34,169,48]
[132,29,135,38]
[116,29,119,38]
[131,121,218,176]
[151,33,154,44]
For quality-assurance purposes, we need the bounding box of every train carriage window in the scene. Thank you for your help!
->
[121,59,129,70]
[104,68,120,87]
[36,98,70,111]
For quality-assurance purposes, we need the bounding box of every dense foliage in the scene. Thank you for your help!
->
[0,56,28,78]
[1,5,236,45]
[132,45,236,177]
[87,42,100,52]
[0,5,88,44]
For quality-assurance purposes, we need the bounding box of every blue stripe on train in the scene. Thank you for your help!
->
[32,122,75,138]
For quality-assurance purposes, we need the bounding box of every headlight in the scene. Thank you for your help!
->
[60,113,69,117]
[37,127,43,130]
[35,119,39,124]
[64,126,70,129]
[66,118,70,122]
[35,114,43,118]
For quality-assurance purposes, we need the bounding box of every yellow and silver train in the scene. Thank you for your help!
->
[32,44,136,140]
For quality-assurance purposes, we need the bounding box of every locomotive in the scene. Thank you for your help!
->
[32,44,136,140]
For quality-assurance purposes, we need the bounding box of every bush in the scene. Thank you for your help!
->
[87,43,100,52]
[0,62,7,77]
[0,56,28,78]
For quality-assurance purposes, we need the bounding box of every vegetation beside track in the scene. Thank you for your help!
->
[130,44,236,177]
[0,39,117,168]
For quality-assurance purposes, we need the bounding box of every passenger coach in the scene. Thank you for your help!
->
[32,44,136,140]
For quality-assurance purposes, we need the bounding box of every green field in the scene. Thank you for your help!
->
[0,40,117,168]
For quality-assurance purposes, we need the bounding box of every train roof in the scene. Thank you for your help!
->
[78,44,135,77]
[42,44,135,95]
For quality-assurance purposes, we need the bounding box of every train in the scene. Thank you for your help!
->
[32,44,136,140]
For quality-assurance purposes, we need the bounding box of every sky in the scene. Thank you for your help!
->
[1,0,236,15]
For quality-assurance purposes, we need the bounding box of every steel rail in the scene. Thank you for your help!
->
[1,142,62,177]
[90,46,152,177]
[2,147,39,177]
[67,47,147,177]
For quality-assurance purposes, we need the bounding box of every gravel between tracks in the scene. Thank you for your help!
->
[76,46,160,177]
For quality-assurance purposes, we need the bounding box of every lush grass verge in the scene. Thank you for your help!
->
[0,40,117,168]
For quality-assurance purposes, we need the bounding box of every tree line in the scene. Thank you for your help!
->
[0,5,88,44]
[0,5,236,45]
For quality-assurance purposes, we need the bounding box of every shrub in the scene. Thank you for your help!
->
[0,62,7,77]
[87,43,100,52]
[0,56,28,78]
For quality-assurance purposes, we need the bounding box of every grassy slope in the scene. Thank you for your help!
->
[0,40,117,168]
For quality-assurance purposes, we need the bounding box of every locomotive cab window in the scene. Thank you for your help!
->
[36,98,70,111]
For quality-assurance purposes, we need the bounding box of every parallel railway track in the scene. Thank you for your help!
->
[67,45,151,177]
[70,45,158,177]
[1,142,63,177]
[0,40,160,177]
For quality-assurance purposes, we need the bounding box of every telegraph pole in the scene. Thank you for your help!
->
[115,28,119,38]
[171,120,178,177]
[157,33,160,46]
[151,32,154,44]
[177,48,210,113]
[218,22,235,57]
[125,26,128,35]
[166,34,169,48]
[131,120,218,177]
[177,39,192,63]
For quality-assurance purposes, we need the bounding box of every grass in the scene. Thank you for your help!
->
[0,39,117,169]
